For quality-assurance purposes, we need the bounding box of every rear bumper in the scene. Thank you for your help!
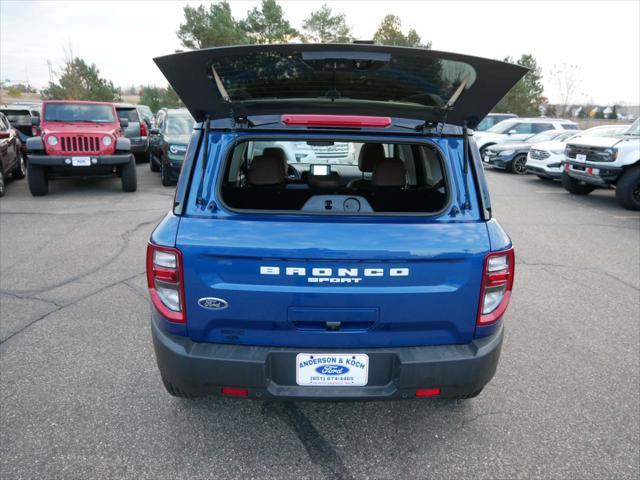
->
[129,137,149,153]
[152,317,504,400]
[28,153,134,167]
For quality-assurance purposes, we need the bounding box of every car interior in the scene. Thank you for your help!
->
[221,140,449,214]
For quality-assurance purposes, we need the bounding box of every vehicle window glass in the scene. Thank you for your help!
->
[0,116,8,131]
[221,140,448,215]
[562,124,579,130]
[531,123,554,133]
[487,120,518,133]
[44,103,114,123]
[0,110,31,125]
[476,118,493,130]
[116,108,140,123]
[164,115,195,135]
[526,130,562,143]
[625,119,639,135]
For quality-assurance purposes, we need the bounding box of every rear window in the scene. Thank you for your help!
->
[44,103,114,123]
[220,139,448,215]
[0,109,31,125]
[563,124,579,130]
[116,108,140,123]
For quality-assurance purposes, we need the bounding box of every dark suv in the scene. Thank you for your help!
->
[149,108,194,186]
[147,44,525,400]
[0,103,41,158]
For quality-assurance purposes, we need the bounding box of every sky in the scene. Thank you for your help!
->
[1,0,639,105]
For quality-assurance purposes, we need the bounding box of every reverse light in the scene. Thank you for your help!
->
[282,114,391,128]
[102,135,112,146]
[477,248,515,325]
[47,135,58,146]
[146,243,185,323]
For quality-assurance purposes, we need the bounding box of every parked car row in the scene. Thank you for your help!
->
[479,115,640,210]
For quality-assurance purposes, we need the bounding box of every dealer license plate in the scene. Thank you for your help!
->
[72,156,91,167]
[296,353,369,386]
[575,153,587,163]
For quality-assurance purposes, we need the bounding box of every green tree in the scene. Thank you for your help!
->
[373,15,429,48]
[243,0,297,44]
[140,86,163,112]
[301,4,352,43]
[162,85,183,109]
[495,54,544,116]
[177,1,248,49]
[42,57,119,101]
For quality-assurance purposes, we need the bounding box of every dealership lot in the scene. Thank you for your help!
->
[0,167,638,479]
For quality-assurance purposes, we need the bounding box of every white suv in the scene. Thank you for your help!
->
[562,119,640,210]
[474,117,579,153]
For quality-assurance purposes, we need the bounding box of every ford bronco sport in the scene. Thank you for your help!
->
[563,118,640,210]
[147,44,525,400]
[27,100,136,196]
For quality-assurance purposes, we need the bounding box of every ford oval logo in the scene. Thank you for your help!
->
[198,297,229,310]
[315,365,350,375]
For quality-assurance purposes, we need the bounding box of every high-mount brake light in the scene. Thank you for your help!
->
[477,248,515,325]
[146,243,186,323]
[281,114,391,128]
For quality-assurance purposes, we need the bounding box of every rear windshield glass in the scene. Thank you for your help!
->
[221,140,448,215]
[0,109,31,125]
[213,51,476,109]
[116,108,140,122]
[44,103,114,123]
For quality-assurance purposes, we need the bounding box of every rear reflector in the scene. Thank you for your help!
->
[282,114,391,128]
[415,388,441,397]
[222,387,249,397]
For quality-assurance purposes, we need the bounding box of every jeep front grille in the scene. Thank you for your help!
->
[59,135,102,154]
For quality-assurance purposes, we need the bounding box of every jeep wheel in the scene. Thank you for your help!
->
[615,165,640,211]
[149,152,160,172]
[562,172,595,195]
[120,158,138,192]
[160,161,173,187]
[0,168,5,197]
[510,154,528,175]
[12,151,26,179]
[27,163,48,196]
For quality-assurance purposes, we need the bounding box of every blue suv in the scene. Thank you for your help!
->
[146,44,525,400]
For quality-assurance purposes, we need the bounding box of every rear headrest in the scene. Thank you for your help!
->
[247,150,286,186]
[358,143,385,173]
[372,158,407,188]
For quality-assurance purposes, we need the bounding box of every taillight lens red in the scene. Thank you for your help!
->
[281,114,391,128]
[140,121,148,137]
[32,126,41,136]
[477,248,515,325]
[146,243,186,323]
[222,387,249,397]
[415,388,441,397]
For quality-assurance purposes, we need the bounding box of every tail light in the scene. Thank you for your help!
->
[140,121,148,137]
[32,125,41,136]
[477,248,515,325]
[146,243,186,323]
[415,388,441,397]
[222,387,249,397]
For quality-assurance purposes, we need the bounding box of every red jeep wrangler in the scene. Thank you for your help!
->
[27,100,137,196]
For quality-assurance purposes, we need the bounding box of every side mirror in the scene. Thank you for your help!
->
[31,116,40,126]
[150,128,160,135]
[119,118,129,129]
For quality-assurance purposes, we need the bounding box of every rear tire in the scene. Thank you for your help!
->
[120,157,138,192]
[12,151,26,179]
[161,377,195,398]
[615,165,640,211]
[562,172,595,195]
[27,163,48,196]
[510,154,528,175]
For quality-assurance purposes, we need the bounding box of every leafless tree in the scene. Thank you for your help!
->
[549,63,581,117]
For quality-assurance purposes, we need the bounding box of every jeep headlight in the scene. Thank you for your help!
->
[102,136,112,146]
[47,135,58,146]
[498,149,515,156]
[169,144,187,154]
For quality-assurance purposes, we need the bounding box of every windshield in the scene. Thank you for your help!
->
[44,103,114,123]
[625,119,639,135]
[0,109,31,125]
[486,120,518,133]
[165,115,195,135]
[526,130,564,143]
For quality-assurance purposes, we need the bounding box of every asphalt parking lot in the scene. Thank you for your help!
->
[1,165,638,480]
